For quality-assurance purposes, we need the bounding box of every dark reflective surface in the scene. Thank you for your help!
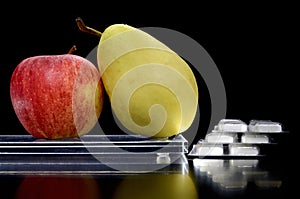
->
[15,175,101,199]
[1,157,292,199]
[192,158,287,199]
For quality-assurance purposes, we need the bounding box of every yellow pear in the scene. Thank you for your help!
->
[77,18,198,138]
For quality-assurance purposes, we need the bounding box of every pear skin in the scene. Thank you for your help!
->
[97,24,198,138]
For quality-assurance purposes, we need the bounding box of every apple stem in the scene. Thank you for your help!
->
[76,17,102,38]
[68,45,77,54]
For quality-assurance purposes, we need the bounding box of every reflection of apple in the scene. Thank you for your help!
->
[113,174,198,199]
[15,175,101,199]
[10,54,104,139]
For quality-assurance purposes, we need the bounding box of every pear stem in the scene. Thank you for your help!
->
[76,17,102,38]
[68,45,77,54]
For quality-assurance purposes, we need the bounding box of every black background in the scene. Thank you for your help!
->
[0,2,297,198]
[1,4,296,138]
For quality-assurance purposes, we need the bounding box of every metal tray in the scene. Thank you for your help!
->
[0,134,188,175]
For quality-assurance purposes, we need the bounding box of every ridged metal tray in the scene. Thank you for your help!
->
[0,134,189,175]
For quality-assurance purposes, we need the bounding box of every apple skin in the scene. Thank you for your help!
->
[10,54,104,139]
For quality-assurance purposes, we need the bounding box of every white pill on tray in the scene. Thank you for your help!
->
[205,132,237,143]
[194,143,224,156]
[217,119,248,132]
[241,134,269,143]
[229,144,260,156]
[248,120,282,132]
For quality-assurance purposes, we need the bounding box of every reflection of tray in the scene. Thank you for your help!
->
[0,134,189,175]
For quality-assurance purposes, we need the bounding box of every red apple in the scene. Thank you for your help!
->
[10,54,104,139]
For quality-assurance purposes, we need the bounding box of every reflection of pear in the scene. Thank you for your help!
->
[15,175,101,199]
[113,174,198,199]
[96,24,198,138]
